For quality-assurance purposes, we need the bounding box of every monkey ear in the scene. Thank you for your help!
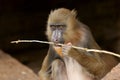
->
[71,9,77,17]
[50,10,53,15]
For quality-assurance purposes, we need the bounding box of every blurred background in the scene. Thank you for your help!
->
[0,0,120,74]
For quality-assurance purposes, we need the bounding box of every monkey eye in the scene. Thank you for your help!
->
[58,26,64,30]
[50,25,56,30]
[57,25,65,30]
[60,25,66,30]
[50,24,66,30]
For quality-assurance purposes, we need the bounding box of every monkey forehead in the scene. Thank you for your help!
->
[50,8,71,16]
[48,8,76,23]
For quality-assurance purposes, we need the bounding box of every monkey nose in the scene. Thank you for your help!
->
[54,39,59,43]
[53,39,62,47]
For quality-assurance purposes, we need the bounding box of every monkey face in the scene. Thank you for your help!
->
[46,8,79,45]
[50,24,66,44]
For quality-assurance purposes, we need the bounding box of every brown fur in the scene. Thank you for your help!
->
[39,8,119,80]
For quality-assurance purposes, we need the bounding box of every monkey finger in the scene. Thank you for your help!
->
[66,42,72,46]
[62,42,72,56]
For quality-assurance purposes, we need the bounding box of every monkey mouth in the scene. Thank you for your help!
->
[53,41,64,47]
[54,43,62,47]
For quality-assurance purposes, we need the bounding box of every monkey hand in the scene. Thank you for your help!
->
[53,42,72,57]
[62,42,72,56]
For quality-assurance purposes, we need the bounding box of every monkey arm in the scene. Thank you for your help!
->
[39,54,51,80]
[39,45,63,80]
[68,48,107,78]
[62,43,118,79]
[59,42,104,78]
[39,46,55,80]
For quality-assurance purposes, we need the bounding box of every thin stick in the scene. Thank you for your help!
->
[11,40,120,58]
[11,40,54,44]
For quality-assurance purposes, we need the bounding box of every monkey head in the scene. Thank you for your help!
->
[46,8,81,45]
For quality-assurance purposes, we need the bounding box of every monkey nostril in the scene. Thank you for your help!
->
[52,37,58,42]
[54,39,61,44]
[52,38,58,42]
[55,39,58,41]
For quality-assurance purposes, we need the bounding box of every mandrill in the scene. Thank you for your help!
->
[38,8,118,80]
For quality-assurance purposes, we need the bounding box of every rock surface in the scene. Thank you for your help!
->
[0,50,39,80]
[102,63,120,80]
[0,49,120,80]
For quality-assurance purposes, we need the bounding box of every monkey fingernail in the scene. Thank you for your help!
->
[67,42,72,45]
